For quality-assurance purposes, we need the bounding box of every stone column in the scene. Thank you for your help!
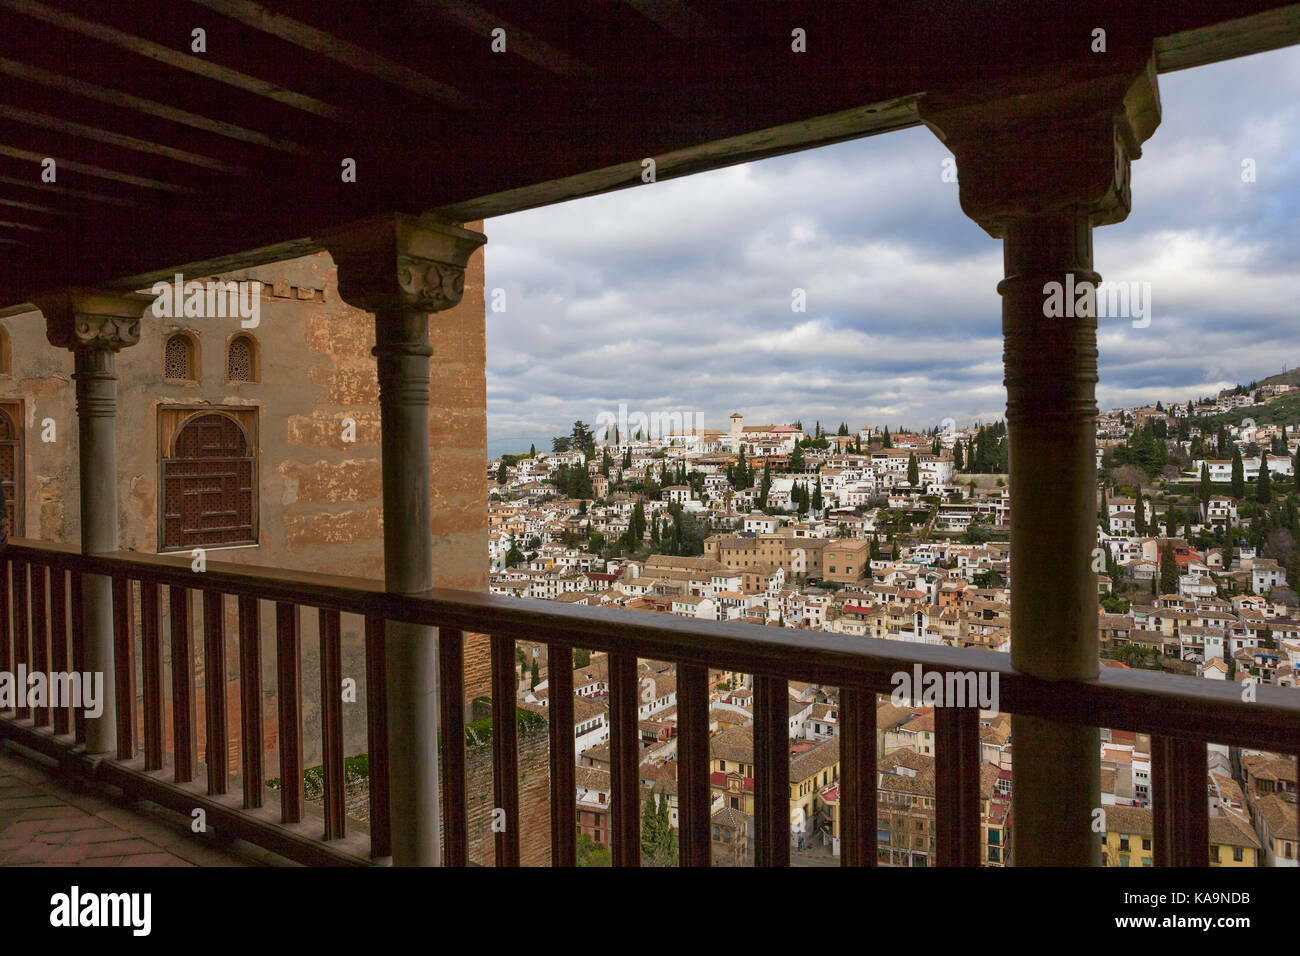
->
[324,214,487,866]
[920,56,1160,865]
[36,290,149,755]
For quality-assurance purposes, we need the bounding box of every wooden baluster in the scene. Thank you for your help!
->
[111,574,135,759]
[202,591,227,794]
[839,686,877,867]
[139,581,163,769]
[437,626,465,866]
[276,602,304,824]
[364,613,390,858]
[754,674,790,867]
[238,595,263,809]
[0,553,10,686]
[30,563,49,728]
[676,662,709,867]
[547,644,575,867]
[609,650,640,867]
[169,586,197,783]
[319,608,345,839]
[491,632,520,866]
[49,565,69,736]
[12,559,27,720]
[936,705,981,866]
[70,570,86,744]
[1152,734,1208,866]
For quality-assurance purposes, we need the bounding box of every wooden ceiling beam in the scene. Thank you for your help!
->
[186,0,478,109]
[0,104,249,174]
[0,57,306,155]
[419,0,589,77]
[2,0,347,120]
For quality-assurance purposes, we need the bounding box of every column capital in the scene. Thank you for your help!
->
[322,213,486,315]
[918,53,1160,237]
[35,288,151,352]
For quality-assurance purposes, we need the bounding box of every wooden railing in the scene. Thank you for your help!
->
[3,537,1300,866]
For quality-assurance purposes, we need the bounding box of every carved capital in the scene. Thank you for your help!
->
[35,288,151,352]
[919,54,1160,237]
[322,213,486,315]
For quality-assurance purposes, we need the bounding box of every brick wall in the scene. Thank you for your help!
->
[459,714,553,867]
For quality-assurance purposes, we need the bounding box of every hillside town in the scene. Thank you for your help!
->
[490,376,1300,866]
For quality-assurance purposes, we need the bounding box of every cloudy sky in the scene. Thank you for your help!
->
[483,46,1300,458]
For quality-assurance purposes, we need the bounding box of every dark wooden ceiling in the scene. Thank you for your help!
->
[0,0,1296,307]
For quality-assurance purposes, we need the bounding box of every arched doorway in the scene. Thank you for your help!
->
[161,412,255,551]
[0,403,21,538]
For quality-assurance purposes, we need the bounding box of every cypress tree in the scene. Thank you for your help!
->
[1258,455,1272,505]
[1160,541,1179,595]
[907,452,919,486]
[1134,490,1147,536]
[1199,463,1211,516]
[1231,446,1245,499]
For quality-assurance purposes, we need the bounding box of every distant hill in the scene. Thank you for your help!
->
[1218,367,1300,397]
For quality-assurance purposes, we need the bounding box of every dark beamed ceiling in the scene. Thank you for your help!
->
[0,0,1297,307]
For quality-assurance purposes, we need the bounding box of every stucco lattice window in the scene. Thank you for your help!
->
[227,336,254,382]
[164,334,195,381]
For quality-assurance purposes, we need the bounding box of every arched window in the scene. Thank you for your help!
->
[160,412,255,550]
[227,334,257,383]
[164,333,197,382]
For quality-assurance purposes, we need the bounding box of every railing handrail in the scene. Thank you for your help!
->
[9,537,1300,754]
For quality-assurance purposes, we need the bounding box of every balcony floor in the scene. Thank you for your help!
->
[0,746,288,867]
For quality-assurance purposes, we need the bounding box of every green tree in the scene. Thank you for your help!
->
[496,460,508,485]
[1231,446,1245,499]
[881,427,892,448]
[1160,540,1179,595]
[1257,455,1272,505]
[1199,462,1211,516]
[570,421,596,458]
[576,831,611,867]
[574,648,591,668]
[529,443,536,457]
[812,476,823,513]
[1134,490,1147,536]
[640,790,677,866]
[953,441,964,470]
[789,443,806,473]
[529,660,539,688]
[907,452,919,486]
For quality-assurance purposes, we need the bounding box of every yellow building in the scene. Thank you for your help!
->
[790,737,840,843]
[1101,805,1154,867]
[1102,804,1261,866]
[710,727,755,815]
[1209,814,1262,866]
